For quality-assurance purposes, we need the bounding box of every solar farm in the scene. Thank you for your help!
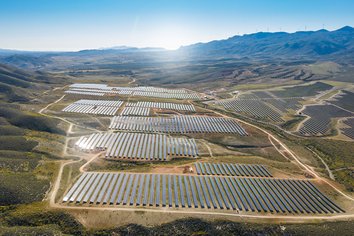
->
[215,82,332,123]
[44,81,350,221]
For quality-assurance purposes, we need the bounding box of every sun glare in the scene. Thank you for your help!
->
[149,25,193,50]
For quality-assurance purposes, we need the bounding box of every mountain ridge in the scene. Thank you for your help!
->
[178,26,354,60]
[0,26,353,69]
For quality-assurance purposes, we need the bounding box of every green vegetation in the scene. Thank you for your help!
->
[0,205,84,235]
[302,139,354,191]
[280,115,306,131]
[0,151,40,172]
[0,105,64,134]
[304,62,340,75]
[0,63,66,102]
[0,173,49,205]
[0,82,30,102]
[2,209,354,236]
[0,125,24,135]
[0,136,37,151]
[88,159,151,172]
[92,218,354,236]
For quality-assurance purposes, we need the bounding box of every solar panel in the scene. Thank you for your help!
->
[123,174,135,205]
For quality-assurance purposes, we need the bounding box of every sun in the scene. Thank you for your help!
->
[149,24,194,50]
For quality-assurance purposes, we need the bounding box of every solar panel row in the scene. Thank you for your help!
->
[63,173,343,214]
[74,99,123,107]
[121,107,150,116]
[126,101,196,112]
[65,90,105,96]
[194,162,272,177]
[70,83,189,94]
[67,84,200,100]
[75,132,199,160]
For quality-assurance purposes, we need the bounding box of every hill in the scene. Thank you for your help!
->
[0,63,65,102]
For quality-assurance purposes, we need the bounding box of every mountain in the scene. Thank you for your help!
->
[179,26,354,60]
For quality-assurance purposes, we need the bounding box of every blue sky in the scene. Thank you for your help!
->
[0,0,353,51]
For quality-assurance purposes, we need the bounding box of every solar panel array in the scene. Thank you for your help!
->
[216,90,305,123]
[62,99,124,116]
[75,132,198,160]
[341,118,354,140]
[66,83,200,100]
[265,98,303,113]
[62,172,344,214]
[126,101,196,112]
[120,107,150,116]
[65,90,105,96]
[215,83,335,123]
[327,90,354,113]
[133,91,199,100]
[194,162,272,177]
[217,99,284,122]
[299,105,353,136]
[109,115,247,135]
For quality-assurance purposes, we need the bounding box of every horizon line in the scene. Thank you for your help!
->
[0,25,352,53]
